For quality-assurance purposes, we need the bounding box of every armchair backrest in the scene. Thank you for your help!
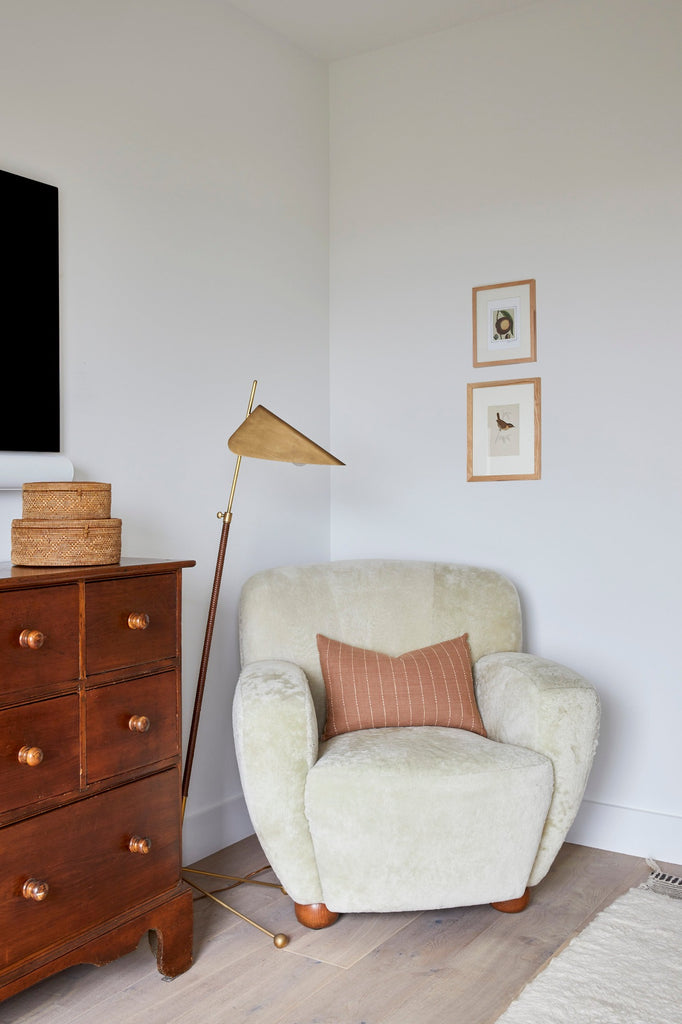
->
[239,560,523,728]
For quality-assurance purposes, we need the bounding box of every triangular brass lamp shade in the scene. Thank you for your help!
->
[228,405,344,466]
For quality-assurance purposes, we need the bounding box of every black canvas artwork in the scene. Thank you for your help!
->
[1,168,60,452]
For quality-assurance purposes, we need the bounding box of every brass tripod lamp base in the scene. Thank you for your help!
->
[184,874,289,948]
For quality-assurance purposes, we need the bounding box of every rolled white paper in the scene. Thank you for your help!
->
[0,453,75,491]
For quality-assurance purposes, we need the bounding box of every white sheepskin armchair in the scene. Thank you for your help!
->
[233,560,599,929]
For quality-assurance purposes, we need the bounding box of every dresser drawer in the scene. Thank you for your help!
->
[0,585,79,701]
[0,695,80,813]
[0,769,180,970]
[85,574,177,675]
[86,671,179,782]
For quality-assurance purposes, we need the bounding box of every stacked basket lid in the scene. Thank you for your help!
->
[11,482,121,566]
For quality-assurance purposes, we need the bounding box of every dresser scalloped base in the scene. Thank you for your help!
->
[0,882,193,1005]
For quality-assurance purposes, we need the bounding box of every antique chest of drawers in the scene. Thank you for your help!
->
[0,557,195,1003]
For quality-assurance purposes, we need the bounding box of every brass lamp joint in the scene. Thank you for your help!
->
[217,510,233,522]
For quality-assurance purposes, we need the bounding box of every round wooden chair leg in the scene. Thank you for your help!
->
[294,902,339,929]
[491,888,530,913]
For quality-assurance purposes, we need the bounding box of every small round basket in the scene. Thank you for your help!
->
[22,482,112,521]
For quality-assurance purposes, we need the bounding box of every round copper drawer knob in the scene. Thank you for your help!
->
[128,715,151,733]
[22,879,50,901]
[19,629,46,650]
[18,745,44,767]
[127,612,150,631]
[128,836,152,855]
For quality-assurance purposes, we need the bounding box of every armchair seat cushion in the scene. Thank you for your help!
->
[305,726,554,913]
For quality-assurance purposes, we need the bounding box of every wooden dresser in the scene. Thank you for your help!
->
[0,557,195,1003]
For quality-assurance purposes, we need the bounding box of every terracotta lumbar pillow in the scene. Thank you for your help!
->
[316,633,487,741]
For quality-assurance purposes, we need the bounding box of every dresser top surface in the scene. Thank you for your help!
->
[0,557,196,590]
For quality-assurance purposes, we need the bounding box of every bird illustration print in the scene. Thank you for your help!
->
[496,411,514,437]
[490,408,519,454]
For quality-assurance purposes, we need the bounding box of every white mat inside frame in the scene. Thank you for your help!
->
[497,871,682,1024]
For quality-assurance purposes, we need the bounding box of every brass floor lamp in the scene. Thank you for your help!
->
[181,380,343,947]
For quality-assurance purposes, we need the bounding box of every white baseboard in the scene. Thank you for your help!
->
[568,798,682,864]
[182,792,253,865]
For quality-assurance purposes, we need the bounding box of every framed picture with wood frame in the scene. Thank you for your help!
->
[467,377,541,481]
[472,279,536,367]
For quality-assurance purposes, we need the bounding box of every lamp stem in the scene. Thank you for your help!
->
[181,380,258,822]
[225,378,257,519]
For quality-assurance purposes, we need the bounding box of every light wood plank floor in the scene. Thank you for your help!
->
[1,838,679,1024]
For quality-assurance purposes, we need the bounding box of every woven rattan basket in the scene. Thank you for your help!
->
[11,518,122,566]
[22,482,112,521]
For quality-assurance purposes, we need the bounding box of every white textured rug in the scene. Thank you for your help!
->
[497,878,682,1023]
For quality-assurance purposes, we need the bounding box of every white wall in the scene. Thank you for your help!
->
[3,0,680,868]
[0,0,331,861]
[330,0,682,860]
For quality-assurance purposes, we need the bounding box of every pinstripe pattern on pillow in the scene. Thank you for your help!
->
[316,633,486,741]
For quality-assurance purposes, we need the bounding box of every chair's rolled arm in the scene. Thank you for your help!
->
[232,659,324,904]
[474,652,600,885]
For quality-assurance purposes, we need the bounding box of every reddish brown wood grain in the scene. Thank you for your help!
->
[0,584,79,700]
[84,574,178,675]
[0,560,194,1004]
[295,902,340,929]
[491,887,530,913]
[86,671,179,782]
[0,694,80,811]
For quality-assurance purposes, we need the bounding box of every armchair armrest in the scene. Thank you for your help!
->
[474,652,600,886]
[232,660,324,904]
